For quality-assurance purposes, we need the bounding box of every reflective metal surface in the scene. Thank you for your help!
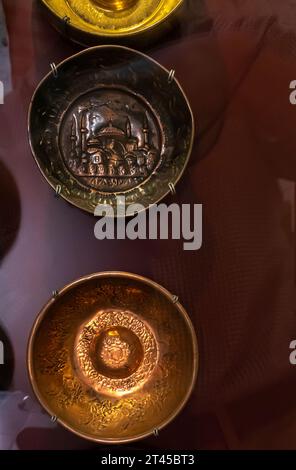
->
[28,46,194,215]
[39,0,184,44]
[28,272,198,443]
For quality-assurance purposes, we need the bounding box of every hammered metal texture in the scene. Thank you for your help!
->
[29,46,194,215]
[40,0,183,39]
[28,273,198,443]
[75,309,158,397]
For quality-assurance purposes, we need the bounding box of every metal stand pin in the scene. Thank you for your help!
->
[55,184,62,197]
[50,62,58,78]
[168,182,176,195]
[172,295,179,304]
[168,69,175,84]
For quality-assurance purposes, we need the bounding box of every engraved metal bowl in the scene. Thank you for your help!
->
[28,46,194,216]
[39,0,184,46]
[27,272,198,444]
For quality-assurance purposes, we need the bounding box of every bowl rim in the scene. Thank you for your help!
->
[28,44,195,216]
[40,0,184,38]
[27,270,199,444]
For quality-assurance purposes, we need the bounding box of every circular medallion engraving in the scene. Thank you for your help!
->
[74,309,158,397]
[91,327,144,378]
[60,88,162,192]
[91,0,139,11]
[66,0,162,31]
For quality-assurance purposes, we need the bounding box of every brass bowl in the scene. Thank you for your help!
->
[27,272,198,444]
[28,46,194,216]
[39,0,184,46]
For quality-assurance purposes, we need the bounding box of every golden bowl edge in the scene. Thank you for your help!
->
[38,0,185,43]
[27,271,199,444]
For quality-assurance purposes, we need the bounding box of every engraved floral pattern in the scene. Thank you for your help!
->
[30,275,196,440]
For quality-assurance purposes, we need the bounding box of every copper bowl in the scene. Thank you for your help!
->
[28,46,194,216]
[39,0,184,46]
[27,272,198,443]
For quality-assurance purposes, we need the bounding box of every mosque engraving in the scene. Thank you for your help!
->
[60,90,162,192]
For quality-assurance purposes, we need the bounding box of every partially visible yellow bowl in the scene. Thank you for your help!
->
[39,0,184,46]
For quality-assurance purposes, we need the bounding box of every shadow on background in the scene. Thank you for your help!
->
[0,325,14,391]
[0,160,21,262]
